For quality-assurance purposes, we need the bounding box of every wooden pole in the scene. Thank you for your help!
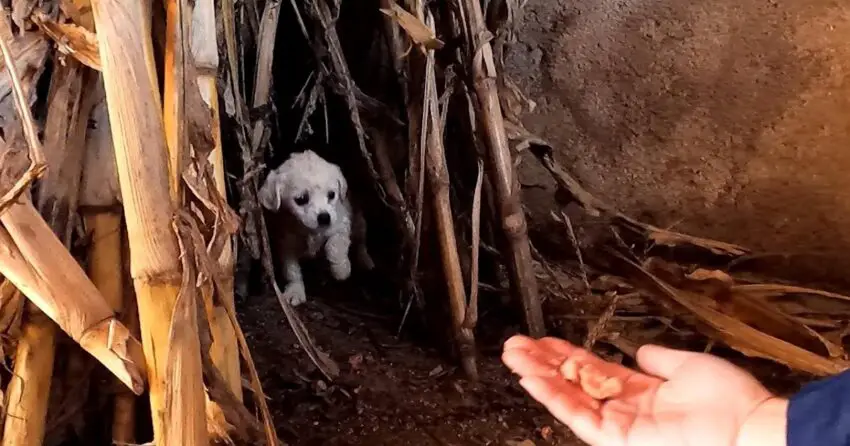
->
[90,0,208,442]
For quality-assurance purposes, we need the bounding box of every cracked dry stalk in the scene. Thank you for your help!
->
[91,0,207,442]
[164,0,191,203]
[191,0,244,439]
[0,199,146,394]
[456,0,544,337]
[420,10,477,380]
[78,74,137,443]
[2,54,91,446]
[251,0,280,153]
[86,212,133,441]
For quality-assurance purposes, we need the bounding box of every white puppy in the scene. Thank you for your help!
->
[259,150,374,306]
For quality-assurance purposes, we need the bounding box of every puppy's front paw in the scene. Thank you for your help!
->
[330,259,352,281]
[284,282,307,306]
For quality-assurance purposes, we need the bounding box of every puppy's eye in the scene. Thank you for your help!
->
[294,193,309,206]
[327,191,336,201]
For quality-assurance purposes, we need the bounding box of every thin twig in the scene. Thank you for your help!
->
[528,241,569,300]
[560,211,591,293]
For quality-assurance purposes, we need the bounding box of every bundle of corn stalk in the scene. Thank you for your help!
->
[0,0,278,444]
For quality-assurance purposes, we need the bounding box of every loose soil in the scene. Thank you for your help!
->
[239,292,581,446]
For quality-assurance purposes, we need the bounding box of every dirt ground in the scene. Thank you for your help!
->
[239,291,581,446]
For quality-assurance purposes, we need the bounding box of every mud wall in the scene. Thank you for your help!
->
[509,0,850,261]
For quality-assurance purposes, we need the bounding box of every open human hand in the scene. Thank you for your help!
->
[502,336,787,446]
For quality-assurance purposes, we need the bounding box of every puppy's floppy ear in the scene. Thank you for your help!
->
[333,166,348,199]
[258,170,284,210]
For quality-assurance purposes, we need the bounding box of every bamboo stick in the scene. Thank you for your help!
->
[90,0,207,442]
[420,11,477,380]
[455,0,545,337]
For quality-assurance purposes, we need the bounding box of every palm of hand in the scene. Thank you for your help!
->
[502,336,772,446]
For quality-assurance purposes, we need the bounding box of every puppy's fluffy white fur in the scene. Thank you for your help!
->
[259,150,373,306]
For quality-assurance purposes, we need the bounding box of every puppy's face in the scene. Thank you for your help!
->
[259,150,348,231]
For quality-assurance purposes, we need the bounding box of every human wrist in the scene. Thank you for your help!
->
[736,397,789,446]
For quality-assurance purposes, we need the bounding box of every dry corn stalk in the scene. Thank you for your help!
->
[164,0,191,203]
[419,10,477,379]
[90,0,207,442]
[0,279,22,336]
[1,309,55,446]
[0,16,48,217]
[456,0,544,337]
[0,30,42,442]
[0,199,145,393]
[85,211,136,444]
[193,0,241,399]
[31,10,101,70]
[250,0,280,153]
[116,224,141,443]
[2,56,90,446]
[191,0,243,439]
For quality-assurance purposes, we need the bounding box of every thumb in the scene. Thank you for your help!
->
[636,344,701,379]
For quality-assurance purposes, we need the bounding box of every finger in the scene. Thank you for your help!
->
[503,336,571,373]
[502,346,561,378]
[635,344,700,379]
[503,334,541,351]
[520,376,604,445]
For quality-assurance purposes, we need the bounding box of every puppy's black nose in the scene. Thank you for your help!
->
[317,212,331,226]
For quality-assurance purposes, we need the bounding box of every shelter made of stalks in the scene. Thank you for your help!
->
[1,0,850,444]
